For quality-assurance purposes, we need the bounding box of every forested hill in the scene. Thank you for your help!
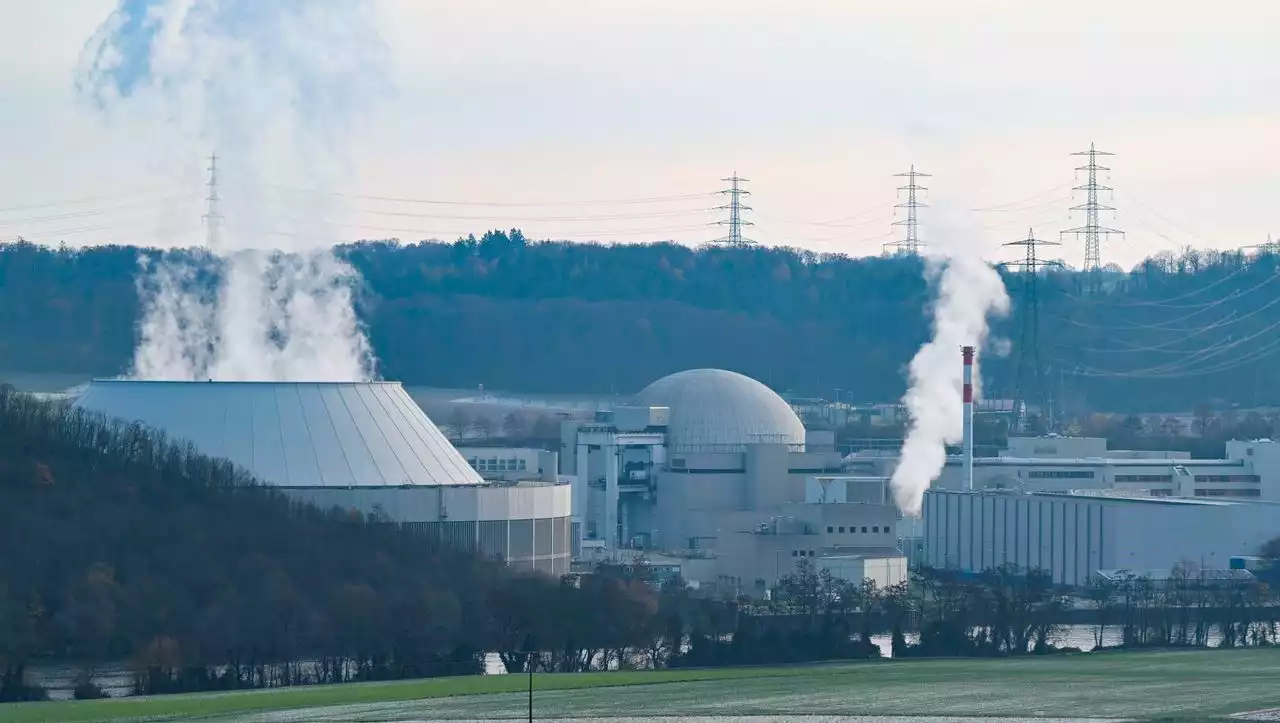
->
[1,233,1276,413]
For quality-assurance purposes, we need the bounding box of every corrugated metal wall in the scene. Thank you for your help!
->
[404,516,572,577]
[924,490,1108,587]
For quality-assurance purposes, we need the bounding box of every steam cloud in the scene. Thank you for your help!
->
[890,211,1010,517]
[77,0,388,381]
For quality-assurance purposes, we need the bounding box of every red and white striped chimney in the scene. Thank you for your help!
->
[962,345,975,491]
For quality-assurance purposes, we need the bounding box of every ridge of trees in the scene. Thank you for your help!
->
[1,235,1278,410]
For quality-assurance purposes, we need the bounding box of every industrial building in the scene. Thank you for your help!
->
[557,368,908,595]
[75,380,573,575]
[924,435,1272,500]
[923,488,1280,587]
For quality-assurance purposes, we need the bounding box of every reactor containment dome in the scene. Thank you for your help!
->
[634,368,805,450]
[74,380,484,488]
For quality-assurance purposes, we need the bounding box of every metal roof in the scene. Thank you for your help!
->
[634,369,805,450]
[948,456,1242,467]
[1096,568,1256,583]
[75,380,484,488]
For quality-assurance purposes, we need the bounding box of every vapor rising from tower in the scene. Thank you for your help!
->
[1061,144,1123,272]
[885,165,930,256]
[890,204,1009,517]
[712,173,754,246]
[77,0,387,382]
[1000,228,1061,432]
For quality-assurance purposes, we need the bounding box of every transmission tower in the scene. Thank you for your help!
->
[202,152,223,252]
[712,173,754,246]
[1001,228,1062,433]
[1243,233,1278,256]
[884,165,930,256]
[1061,143,1122,272]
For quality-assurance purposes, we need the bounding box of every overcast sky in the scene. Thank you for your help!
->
[2,0,1278,268]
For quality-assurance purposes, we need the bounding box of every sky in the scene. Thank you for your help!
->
[1,0,1278,269]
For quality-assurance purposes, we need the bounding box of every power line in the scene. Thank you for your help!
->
[711,173,754,246]
[1061,143,1123,272]
[203,153,223,252]
[1000,228,1062,431]
[255,182,717,208]
[884,165,929,256]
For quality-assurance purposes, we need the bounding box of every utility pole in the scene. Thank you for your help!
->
[712,173,754,246]
[1061,143,1122,272]
[202,152,223,252]
[885,165,930,256]
[1001,228,1062,433]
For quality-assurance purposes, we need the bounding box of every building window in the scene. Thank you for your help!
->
[1194,474,1261,483]
[792,550,798,557]
[808,550,815,557]
[1115,474,1173,483]
[1197,488,1262,497]
[839,526,846,533]
[1027,470,1096,479]
[872,526,879,533]
[861,526,868,533]
[827,525,834,533]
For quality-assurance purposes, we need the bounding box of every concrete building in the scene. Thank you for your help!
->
[456,446,559,482]
[559,368,907,595]
[75,380,573,575]
[927,435,1268,500]
[923,488,1280,587]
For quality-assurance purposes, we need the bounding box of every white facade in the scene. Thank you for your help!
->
[815,555,909,590]
[923,488,1280,587]
[75,380,573,575]
[456,446,559,482]
[925,435,1269,501]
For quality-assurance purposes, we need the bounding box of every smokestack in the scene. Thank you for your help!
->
[962,345,975,491]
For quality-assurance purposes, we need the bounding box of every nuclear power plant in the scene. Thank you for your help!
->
[66,346,1280,595]
[557,368,907,595]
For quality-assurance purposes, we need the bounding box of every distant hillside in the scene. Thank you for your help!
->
[1,234,1275,413]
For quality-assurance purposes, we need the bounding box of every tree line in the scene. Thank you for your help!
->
[4,235,1280,412]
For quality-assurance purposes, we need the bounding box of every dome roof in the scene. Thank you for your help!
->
[74,380,483,488]
[633,369,805,450]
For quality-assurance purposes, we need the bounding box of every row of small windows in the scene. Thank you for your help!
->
[467,457,529,473]
[1027,470,1096,479]
[1115,474,1173,483]
[792,549,816,557]
[1195,488,1262,497]
[826,525,883,534]
[1195,474,1261,483]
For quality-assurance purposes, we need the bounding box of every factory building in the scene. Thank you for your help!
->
[75,380,573,575]
[923,488,1280,587]
[557,369,907,595]
[926,435,1272,500]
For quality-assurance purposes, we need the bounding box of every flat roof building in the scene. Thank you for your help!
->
[923,488,1280,587]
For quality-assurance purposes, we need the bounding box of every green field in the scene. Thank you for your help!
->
[6,649,1280,722]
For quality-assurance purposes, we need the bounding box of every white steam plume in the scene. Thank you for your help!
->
[76,0,388,382]
[890,207,1010,517]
